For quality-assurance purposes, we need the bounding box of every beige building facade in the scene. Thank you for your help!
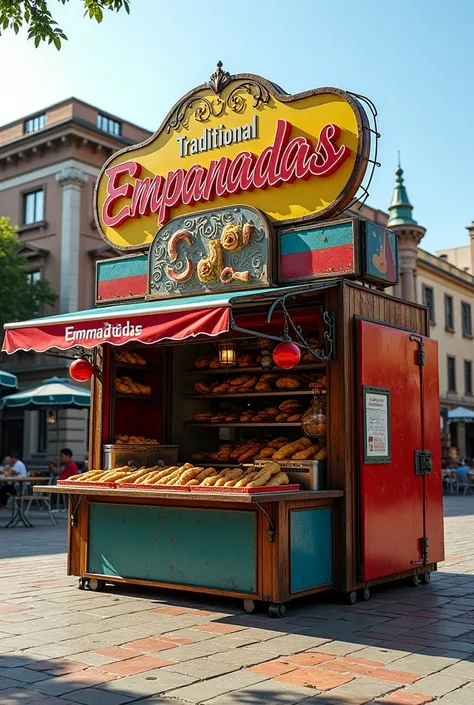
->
[0,99,150,466]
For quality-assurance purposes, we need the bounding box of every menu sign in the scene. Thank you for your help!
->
[363,386,391,464]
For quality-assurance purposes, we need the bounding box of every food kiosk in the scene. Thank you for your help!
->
[3,64,444,616]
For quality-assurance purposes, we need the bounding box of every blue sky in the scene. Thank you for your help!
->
[0,0,472,253]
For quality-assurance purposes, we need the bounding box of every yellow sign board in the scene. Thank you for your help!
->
[95,66,370,250]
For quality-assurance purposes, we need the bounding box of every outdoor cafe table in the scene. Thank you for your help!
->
[0,477,50,528]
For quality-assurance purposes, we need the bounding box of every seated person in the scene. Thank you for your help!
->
[49,448,79,481]
[0,452,27,507]
[457,458,470,483]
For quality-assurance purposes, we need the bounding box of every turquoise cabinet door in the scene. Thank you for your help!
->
[290,508,333,593]
[87,503,257,594]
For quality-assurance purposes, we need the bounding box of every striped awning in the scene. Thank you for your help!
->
[2,286,309,354]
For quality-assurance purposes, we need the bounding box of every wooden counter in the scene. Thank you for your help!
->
[34,485,343,612]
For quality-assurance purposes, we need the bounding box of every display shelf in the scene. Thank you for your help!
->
[186,390,313,399]
[115,394,156,402]
[115,363,157,372]
[185,364,324,376]
[185,422,304,428]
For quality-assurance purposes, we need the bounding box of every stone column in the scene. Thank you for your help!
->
[390,226,426,303]
[56,167,88,313]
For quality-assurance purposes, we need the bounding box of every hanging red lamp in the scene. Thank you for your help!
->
[69,358,94,382]
[272,341,301,369]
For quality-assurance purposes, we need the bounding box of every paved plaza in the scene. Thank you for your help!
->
[0,497,474,704]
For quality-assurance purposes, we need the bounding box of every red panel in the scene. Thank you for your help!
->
[97,274,148,301]
[280,244,354,279]
[358,321,424,581]
[421,338,445,564]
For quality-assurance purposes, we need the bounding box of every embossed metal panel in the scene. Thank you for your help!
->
[87,503,257,593]
[290,508,333,592]
[148,205,271,299]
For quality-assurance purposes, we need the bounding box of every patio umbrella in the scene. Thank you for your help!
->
[0,377,90,472]
[0,370,17,397]
[447,407,474,423]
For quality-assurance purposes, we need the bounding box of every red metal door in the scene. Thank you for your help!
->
[357,320,443,582]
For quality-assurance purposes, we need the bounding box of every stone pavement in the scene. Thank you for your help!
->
[1,498,474,704]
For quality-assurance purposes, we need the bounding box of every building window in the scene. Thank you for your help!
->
[465,361,473,396]
[26,270,41,286]
[37,410,47,453]
[447,355,456,393]
[24,113,46,134]
[462,302,472,337]
[23,189,44,225]
[422,285,435,324]
[97,114,121,136]
[445,294,455,332]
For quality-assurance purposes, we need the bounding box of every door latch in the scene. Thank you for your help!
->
[414,450,432,475]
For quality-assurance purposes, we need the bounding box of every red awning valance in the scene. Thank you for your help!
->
[3,305,230,354]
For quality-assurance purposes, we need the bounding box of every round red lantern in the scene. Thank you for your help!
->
[272,341,301,369]
[69,358,94,382]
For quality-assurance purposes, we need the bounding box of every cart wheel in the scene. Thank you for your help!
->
[243,599,256,614]
[78,578,89,590]
[421,572,430,585]
[89,578,106,592]
[411,575,421,587]
[268,603,286,618]
[346,590,358,605]
[361,587,371,601]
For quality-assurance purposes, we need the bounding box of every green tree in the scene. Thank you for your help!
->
[0,0,130,49]
[0,217,56,334]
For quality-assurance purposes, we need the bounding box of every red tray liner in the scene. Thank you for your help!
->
[117,483,190,491]
[189,484,300,494]
[57,480,116,488]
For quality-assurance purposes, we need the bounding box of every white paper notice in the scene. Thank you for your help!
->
[365,392,389,458]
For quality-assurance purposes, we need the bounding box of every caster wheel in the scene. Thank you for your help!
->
[422,572,430,585]
[268,603,286,618]
[347,590,357,605]
[78,578,89,590]
[89,578,106,592]
[243,599,256,614]
[412,575,421,587]
[362,587,371,601]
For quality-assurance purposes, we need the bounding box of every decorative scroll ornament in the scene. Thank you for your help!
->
[166,62,270,133]
[208,60,231,94]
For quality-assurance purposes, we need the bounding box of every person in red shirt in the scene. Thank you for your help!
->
[50,448,78,481]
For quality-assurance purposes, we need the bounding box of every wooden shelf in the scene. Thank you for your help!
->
[184,422,304,428]
[185,364,324,376]
[116,363,157,372]
[186,390,313,400]
[115,394,156,402]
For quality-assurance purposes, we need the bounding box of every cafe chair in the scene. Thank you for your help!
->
[456,471,471,496]
[21,475,57,526]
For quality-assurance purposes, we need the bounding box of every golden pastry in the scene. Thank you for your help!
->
[314,448,327,460]
[287,414,302,422]
[209,358,220,369]
[265,472,289,487]
[276,376,302,390]
[255,381,271,392]
[256,448,275,459]
[234,471,258,488]
[247,469,272,487]
[279,399,303,412]
[292,445,319,460]
[221,223,244,252]
[194,357,212,369]
[238,446,261,463]
[197,239,223,284]
[229,375,251,387]
[194,382,211,395]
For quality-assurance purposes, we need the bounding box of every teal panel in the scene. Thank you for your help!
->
[280,222,353,255]
[97,255,148,282]
[290,508,333,593]
[87,503,256,593]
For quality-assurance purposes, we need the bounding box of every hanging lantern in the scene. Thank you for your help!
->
[47,410,56,425]
[218,341,237,367]
[69,358,93,382]
[272,341,301,369]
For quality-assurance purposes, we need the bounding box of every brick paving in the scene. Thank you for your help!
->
[1,497,474,704]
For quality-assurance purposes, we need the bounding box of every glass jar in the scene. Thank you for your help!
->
[302,391,327,437]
